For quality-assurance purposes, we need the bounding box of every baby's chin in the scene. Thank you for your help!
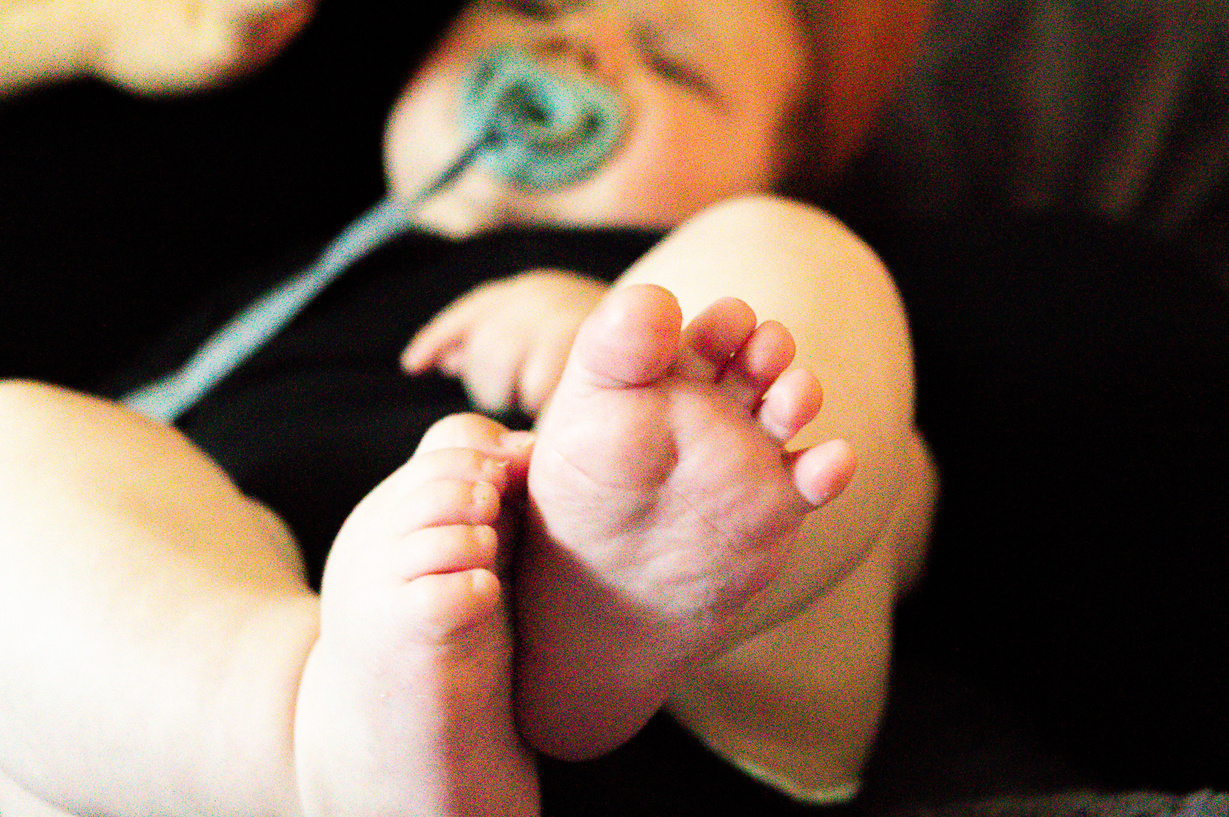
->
[407,193,511,240]
[399,184,678,240]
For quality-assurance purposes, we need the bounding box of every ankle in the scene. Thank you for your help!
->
[217,594,321,817]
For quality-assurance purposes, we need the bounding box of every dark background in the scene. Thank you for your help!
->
[0,1,463,391]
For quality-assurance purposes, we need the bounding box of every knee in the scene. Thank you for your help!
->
[682,194,881,263]
[662,194,907,335]
[0,772,77,817]
[0,378,138,442]
[0,381,120,492]
[0,379,75,447]
[678,197,917,431]
[0,377,58,408]
[0,379,204,481]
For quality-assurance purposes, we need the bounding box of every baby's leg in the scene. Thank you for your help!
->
[637,199,936,794]
[0,383,536,817]
[296,413,537,817]
[516,195,931,767]
[669,434,937,799]
[0,380,316,817]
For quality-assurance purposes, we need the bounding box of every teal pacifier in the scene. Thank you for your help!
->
[458,47,626,190]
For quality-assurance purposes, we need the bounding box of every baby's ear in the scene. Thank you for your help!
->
[90,0,317,96]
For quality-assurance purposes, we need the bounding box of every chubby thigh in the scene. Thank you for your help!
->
[613,195,935,793]
[0,379,313,817]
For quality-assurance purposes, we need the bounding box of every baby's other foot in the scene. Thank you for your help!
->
[517,284,856,760]
[295,413,538,817]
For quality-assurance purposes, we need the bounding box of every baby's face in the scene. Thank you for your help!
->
[384,0,809,236]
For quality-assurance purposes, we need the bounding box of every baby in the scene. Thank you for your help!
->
[0,1,932,815]
[386,0,928,773]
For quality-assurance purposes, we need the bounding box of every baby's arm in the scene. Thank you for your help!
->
[0,0,313,97]
[403,269,608,415]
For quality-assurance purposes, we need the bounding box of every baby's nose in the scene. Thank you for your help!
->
[527,12,631,81]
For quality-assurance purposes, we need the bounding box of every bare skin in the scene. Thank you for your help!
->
[0,381,315,817]
[295,413,538,817]
[0,274,865,815]
[0,0,942,809]
[1,0,316,97]
[407,196,932,787]
[0,387,540,817]
[516,283,856,759]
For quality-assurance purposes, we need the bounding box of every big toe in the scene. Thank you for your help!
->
[568,284,683,390]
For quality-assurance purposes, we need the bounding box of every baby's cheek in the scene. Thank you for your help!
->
[594,129,710,221]
[382,77,464,197]
[629,116,772,215]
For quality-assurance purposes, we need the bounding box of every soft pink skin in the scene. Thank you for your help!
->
[295,413,539,817]
[516,284,855,760]
[382,0,810,237]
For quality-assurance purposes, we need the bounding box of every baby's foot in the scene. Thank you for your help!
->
[517,284,855,760]
[295,413,538,817]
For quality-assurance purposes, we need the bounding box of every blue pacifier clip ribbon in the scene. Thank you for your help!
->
[120,197,420,422]
[121,47,625,423]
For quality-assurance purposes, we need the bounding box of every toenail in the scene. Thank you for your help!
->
[480,457,509,482]
[473,524,498,554]
[499,430,536,452]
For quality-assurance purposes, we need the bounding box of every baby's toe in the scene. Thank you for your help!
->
[388,477,502,536]
[716,319,796,411]
[390,523,498,583]
[415,412,525,458]
[789,438,857,508]
[757,368,823,442]
[384,448,511,509]
[401,568,503,643]
[677,297,757,382]
[567,284,683,389]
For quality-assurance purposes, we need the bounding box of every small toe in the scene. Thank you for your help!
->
[718,320,796,410]
[402,568,503,641]
[392,524,499,582]
[389,448,512,497]
[790,439,857,507]
[758,368,823,442]
[416,413,527,458]
[676,298,757,382]
[390,479,502,535]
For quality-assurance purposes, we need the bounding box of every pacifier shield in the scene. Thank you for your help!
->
[459,47,626,190]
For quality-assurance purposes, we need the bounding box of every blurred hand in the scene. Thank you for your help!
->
[402,270,609,416]
[85,0,315,93]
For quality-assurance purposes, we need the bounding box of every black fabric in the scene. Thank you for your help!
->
[173,226,661,585]
[843,212,1229,796]
[0,0,464,391]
